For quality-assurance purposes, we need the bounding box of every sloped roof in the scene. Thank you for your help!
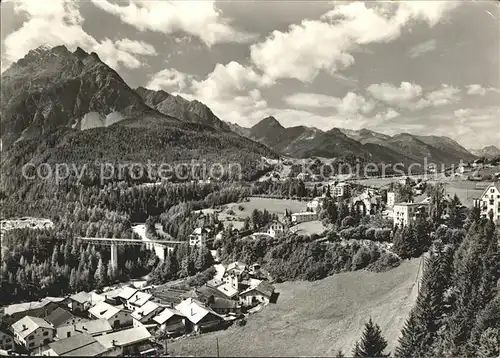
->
[117,287,138,300]
[56,319,112,337]
[12,316,53,339]
[70,291,92,304]
[240,280,275,298]
[479,181,500,199]
[95,326,151,349]
[216,283,238,299]
[152,308,185,325]
[5,298,55,316]
[226,261,246,272]
[88,301,121,320]
[131,301,160,321]
[210,297,240,310]
[45,307,78,327]
[129,291,152,307]
[175,298,222,324]
[48,332,108,356]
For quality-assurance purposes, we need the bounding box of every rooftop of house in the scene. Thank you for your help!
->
[192,227,210,235]
[101,287,127,299]
[129,291,152,307]
[94,326,151,349]
[152,307,185,325]
[210,297,240,310]
[57,319,112,337]
[240,280,275,299]
[175,298,222,324]
[217,283,239,299]
[292,212,317,216]
[88,301,122,320]
[117,286,138,301]
[480,181,500,198]
[48,332,108,356]
[12,316,53,339]
[5,298,58,316]
[45,307,81,327]
[394,202,430,207]
[70,291,92,304]
[131,301,160,321]
[226,261,247,272]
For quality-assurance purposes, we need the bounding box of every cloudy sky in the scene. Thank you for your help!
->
[1,0,499,148]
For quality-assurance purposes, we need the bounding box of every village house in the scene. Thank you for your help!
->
[43,332,108,357]
[189,227,213,247]
[291,211,318,224]
[56,319,113,339]
[0,330,14,351]
[131,301,163,327]
[94,326,153,356]
[331,182,350,198]
[116,286,139,306]
[4,297,65,321]
[386,192,395,208]
[239,280,275,307]
[351,191,380,215]
[306,196,326,213]
[125,291,153,311]
[393,202,430,227]
[12,316,55,351]
[88,301,133,329]
[175,298,224,333]
[474,181,500,222]
[44,307,88,328]
[225,261,247,278]
[69,292,105,313]
[152,308,186,336]
[209,297,242,315]
[264,220,286,238]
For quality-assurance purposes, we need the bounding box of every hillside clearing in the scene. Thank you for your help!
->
[223,197,307,220]
[168,258,423,357]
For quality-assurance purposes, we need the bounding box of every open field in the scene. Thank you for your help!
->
[223,197,307,220]
[291,220,329,236]
[168,258,423,357]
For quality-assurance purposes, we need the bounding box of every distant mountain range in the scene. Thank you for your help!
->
[0,45,276,192]
[0,44,483,191]
[469,145,500,159]
[226,117,478,165]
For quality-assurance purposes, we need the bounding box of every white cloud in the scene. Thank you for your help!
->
[408,39,437,58]
[284,92,374,115]
[465,84,499,96]
[367,82,423,108]
[250,1,459,82]
[425,84,460,106]
[1,0,156,72]
[190,61,272,101]
[146,68,193,92]
[90,0,257,46]
[374,108,400,121]
[115,39,157,56]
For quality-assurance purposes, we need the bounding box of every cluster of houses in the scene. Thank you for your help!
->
[0,261,276,357]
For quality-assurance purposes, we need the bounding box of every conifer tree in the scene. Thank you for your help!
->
[94,257,107,287]
[353,318,389,357]
[477,328,500,358]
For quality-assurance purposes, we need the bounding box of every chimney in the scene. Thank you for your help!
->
[112,339,118,347]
